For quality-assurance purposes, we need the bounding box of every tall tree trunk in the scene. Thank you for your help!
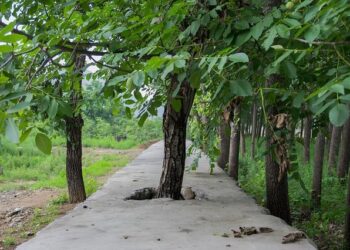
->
[311,131,325,210]
[300,118,304,138]
[240,129,246,156]
[265,75,291,225]
[217,115,231,170]
[65,54,86,203]
[337,118,350,179]
[303,114,312,164]
[157,77,196,199]
[251,100,257,158]
[328,125,342,174]
[228,103,241,181]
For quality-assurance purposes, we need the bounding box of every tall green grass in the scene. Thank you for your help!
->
[239,136,346,249]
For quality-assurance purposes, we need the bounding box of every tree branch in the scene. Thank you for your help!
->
[296,38,350,46]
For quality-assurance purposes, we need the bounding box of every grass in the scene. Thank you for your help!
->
[239,137,346,249]
[0,135,148,249]
[52,136,140,150]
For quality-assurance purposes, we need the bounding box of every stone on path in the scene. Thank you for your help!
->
[17,141,316,250]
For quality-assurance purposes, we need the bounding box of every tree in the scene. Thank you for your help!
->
[328,125,342,174]
[65,53,86,203]
[228,100,241,181]
[303,114,312,164]
[311,130,325,210]
[217,113,231,170]
[338,118,350,179]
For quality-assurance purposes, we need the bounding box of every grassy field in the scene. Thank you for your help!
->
[0,137,136,193]
[239,137,346,249]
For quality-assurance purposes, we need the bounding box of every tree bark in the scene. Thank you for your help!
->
[65,53,86,203]
[311,131,325,210]
[251,100,257,158]
[228,104,241,181]
[337,118,350,179]
[303,114,312,164]
[328,125,342,174]
[265,74,291,225]
[240,129,246,156]
[157,77,196,199]
[217,115,231,170]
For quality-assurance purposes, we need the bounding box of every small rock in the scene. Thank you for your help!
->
[7,207,22,217]
[123,235,129,239]
[181,187,195,200]
[83,205,88,209]
[226,244,231,247]
[157,238,161,241]
[27,232,34,237]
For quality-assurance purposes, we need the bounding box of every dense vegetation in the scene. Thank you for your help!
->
[1,0,350,249]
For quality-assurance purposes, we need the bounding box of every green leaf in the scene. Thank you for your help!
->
[262,27,277,50]
[58,101,73,117]
[230,79,252,97]
[5,118,19,143]
[217,56,228,71]
[174,59,186,68]
[207,57,219,73]
[304,24,320,43]
[329,104,349,127]
[20,127,32,143]
[161,63,174,80]
[171,99,182,112]
[35,133,52,155]
[0,45,13,53]
[251,21,264,40]
[276,24,290,39]
[189,71,201,89]
[228,53,249,63]
[7,102,31,113]
[235,31,251,46]
[138,112,148,127]
[0,22,15,36]
[0,34,27,43]
[190,20,200,35]
[292,92,305,108]
[48,99,58,119]
[131,71,145,87]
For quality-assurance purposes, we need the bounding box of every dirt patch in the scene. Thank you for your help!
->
[82,147,143,161]
[0,189,63,250]
[0,189,60,214]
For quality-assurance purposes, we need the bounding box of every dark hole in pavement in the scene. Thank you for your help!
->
[123,187,204,200]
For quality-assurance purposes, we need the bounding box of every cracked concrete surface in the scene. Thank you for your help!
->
[17,141,316,250]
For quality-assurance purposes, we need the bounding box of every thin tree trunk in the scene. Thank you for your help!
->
[303,114,312,164]
[300,119,303,138]
[240,129,246,156]
[337,118,350,179]
[265,74,291,225]
[228,104,240,181]
[217,115,231,170]
[157,77,196,199]
[65,53,86,203]
[328,125,342,174]
[251,100,257,158]
[311,131,325,210]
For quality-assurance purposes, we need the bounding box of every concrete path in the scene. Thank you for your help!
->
[18,142,316,250]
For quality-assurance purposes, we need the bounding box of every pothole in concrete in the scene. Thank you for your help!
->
[123,187,207,200]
